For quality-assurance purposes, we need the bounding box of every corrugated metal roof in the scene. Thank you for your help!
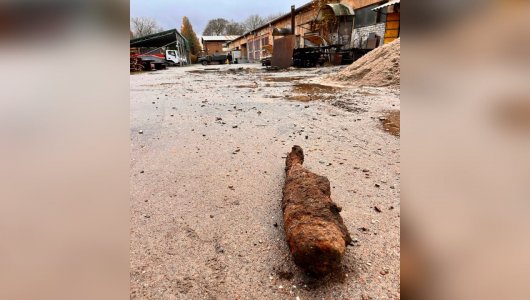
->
[201,36,240,42]
[372,0,400,11]
[130,29,189,50]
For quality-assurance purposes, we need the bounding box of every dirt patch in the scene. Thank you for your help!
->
[287,83,338,102]
[293,83,337,94]
[226,67,262,74]
[263,76,307,82]
[275,269,295,280]
[358,91,378,96]
[380,110,400,136]
[187,67,265,75]
[234,82,258,89]
[332,100,367,113]
[287,95,312,102]
[186,69,220,74]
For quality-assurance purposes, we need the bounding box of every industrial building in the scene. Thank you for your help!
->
[200,36,239,55]
[227,0,400,65]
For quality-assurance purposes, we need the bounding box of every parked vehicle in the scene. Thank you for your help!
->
[132,54,169,71]
[198,53,228,65]
[261,56,272,66]
[165,50,187,66]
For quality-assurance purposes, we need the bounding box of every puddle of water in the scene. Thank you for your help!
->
[380,110,400,136]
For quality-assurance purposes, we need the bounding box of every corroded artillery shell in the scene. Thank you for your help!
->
[282,145,352,275]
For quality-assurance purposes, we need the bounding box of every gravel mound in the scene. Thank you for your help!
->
[325,38,400,87]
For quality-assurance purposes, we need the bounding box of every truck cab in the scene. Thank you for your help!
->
[165,50,186,66]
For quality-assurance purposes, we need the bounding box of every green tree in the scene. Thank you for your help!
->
[181,16,201,55]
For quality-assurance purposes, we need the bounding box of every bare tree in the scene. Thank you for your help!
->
[131,17,163,38]
[203,18,229,36]
[225,21,245,35]
[262,12,284,24]
[243,15,264,32]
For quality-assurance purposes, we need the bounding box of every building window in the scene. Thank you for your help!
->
[354,3,387,28]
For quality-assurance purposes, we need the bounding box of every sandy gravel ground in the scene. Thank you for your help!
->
[130,64,400,300]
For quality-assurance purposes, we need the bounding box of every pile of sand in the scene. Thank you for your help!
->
[325,38,400,87]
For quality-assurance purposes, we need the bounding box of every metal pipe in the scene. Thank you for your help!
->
[291,5,296,35]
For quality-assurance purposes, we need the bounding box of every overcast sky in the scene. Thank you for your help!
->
[131,0,311,36]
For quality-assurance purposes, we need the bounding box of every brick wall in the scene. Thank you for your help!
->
[204,42,224,54]
[351,22,386,48]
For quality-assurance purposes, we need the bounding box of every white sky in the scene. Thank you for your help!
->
[131,0,311,36]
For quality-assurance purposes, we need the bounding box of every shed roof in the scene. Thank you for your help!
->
[130,29,189,50]
[201,36,240,42]
[372,0,400,11]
